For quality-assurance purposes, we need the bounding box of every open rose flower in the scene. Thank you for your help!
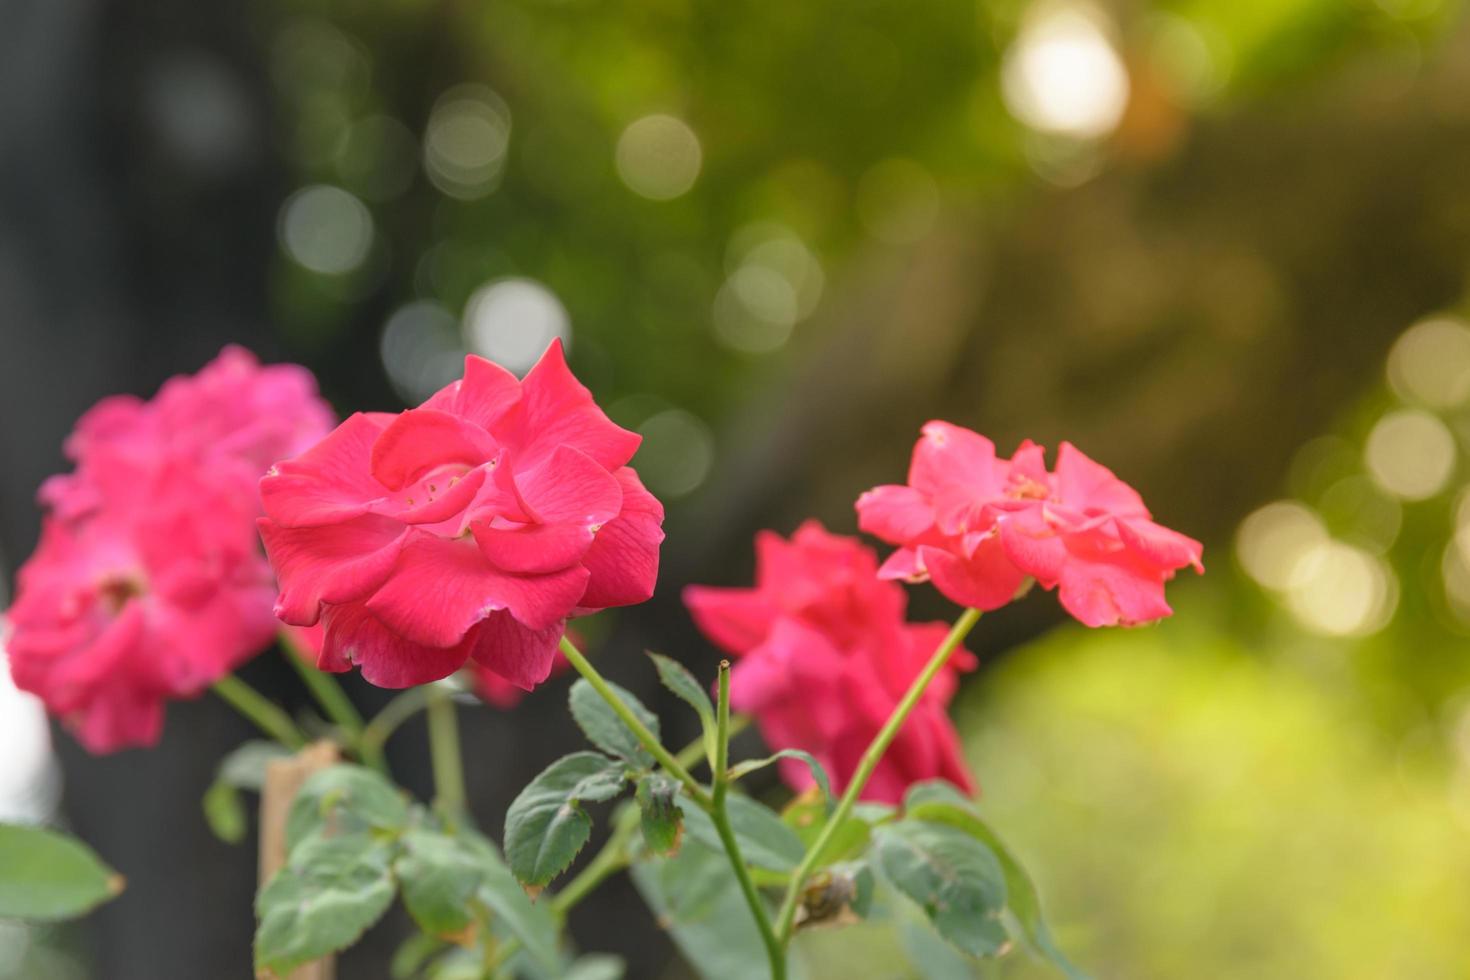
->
[7,348,333,752]
[259,340,665,691]
[857,421,1203,626]
[685,521,975,802]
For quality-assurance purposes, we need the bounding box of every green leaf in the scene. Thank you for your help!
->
[564,953,627,980]
[901,918,978,980]
[202,741,294,845]
[218,740,293,790]
[647,652,716,764]
[0,824,123,921]
[873,819,1009,958]
[390,932,447,979]
[504,752,627,889]
[903,782,1089,979]
[254,832,397,975]
[681,794,805,872]
[635,774,684,856]
[203,780,248,845]
[285,764,410,851]
[728,749,833,805]
[395,828,483,940]
[569,679,660,768]
[630,840,808,980]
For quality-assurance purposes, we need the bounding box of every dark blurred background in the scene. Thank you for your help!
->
[3,0,1470,976]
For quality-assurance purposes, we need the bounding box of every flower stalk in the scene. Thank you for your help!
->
[773,606,983,944]
[278,636,383,773]
[211,674,306,749]
[426,685,466,815]
[560,638,786,979]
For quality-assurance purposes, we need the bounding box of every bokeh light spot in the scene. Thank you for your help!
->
[1364,409,1456,500]
[636,409,714,498]
[381,301,466,405]
[1236,501,1327,591]
[277,184,374,275]
[615,114,702,201]
[464,278,570,375]
[1285,542,1397,637]
[1002,2,1130,140]
[425,85,511,200]
[1387,316,1470,409]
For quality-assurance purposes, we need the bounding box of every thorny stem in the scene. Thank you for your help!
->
[773,606,983,944]
[712,660,787,980]
[558,636,711,808]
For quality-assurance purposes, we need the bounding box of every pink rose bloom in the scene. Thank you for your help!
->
[684,521,976,803]
[7,348,333,752]
[41,346,334,521]
[857,421,1203,626]
[259,341,665,692]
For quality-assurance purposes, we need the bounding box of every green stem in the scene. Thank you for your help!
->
[426,686,466,814]
[279,636,383,772]
[551,807,639,919]
[360,686,434,762]
[773,606,982,944]
[558,636,711,808]
[712,660,787,980]
[211,675,306,749]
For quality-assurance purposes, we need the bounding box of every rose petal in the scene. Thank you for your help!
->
[683,585,777,654]
[1055,557,1173,627]
[369,408,499,491]
[455,355,523,430]
[365,533,589,644]
[261,412,391,527]
[1116,516,1205,573]
[1054,442,1149,519]
[918,540,1027,611]
[512,445,623,526]
[495,340,641,471]
[473,521,596,575]
[910,421,1002,498]
[467,613,566,690]
[577,468,665,610]
[258,515,408,625]
[856,484,933,543]
[320,602,473,687]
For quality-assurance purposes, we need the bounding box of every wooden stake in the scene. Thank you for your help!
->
[258,741,341,980]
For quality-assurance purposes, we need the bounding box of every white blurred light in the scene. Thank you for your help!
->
[1364,409,1456,500]
[425,86,511,200]
[0,646,60,825]
[636,409,714,498]
[1285,541,1397,637]
[277,184,374,275]
[381,301,466,404]
[1387,316,1470,409]
[712,224,824,354]
[615,114,703,201]
[464,278,570,375]
[1236,501,1327,591]
[856,158,940,245]
[1001,2,1130,140]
